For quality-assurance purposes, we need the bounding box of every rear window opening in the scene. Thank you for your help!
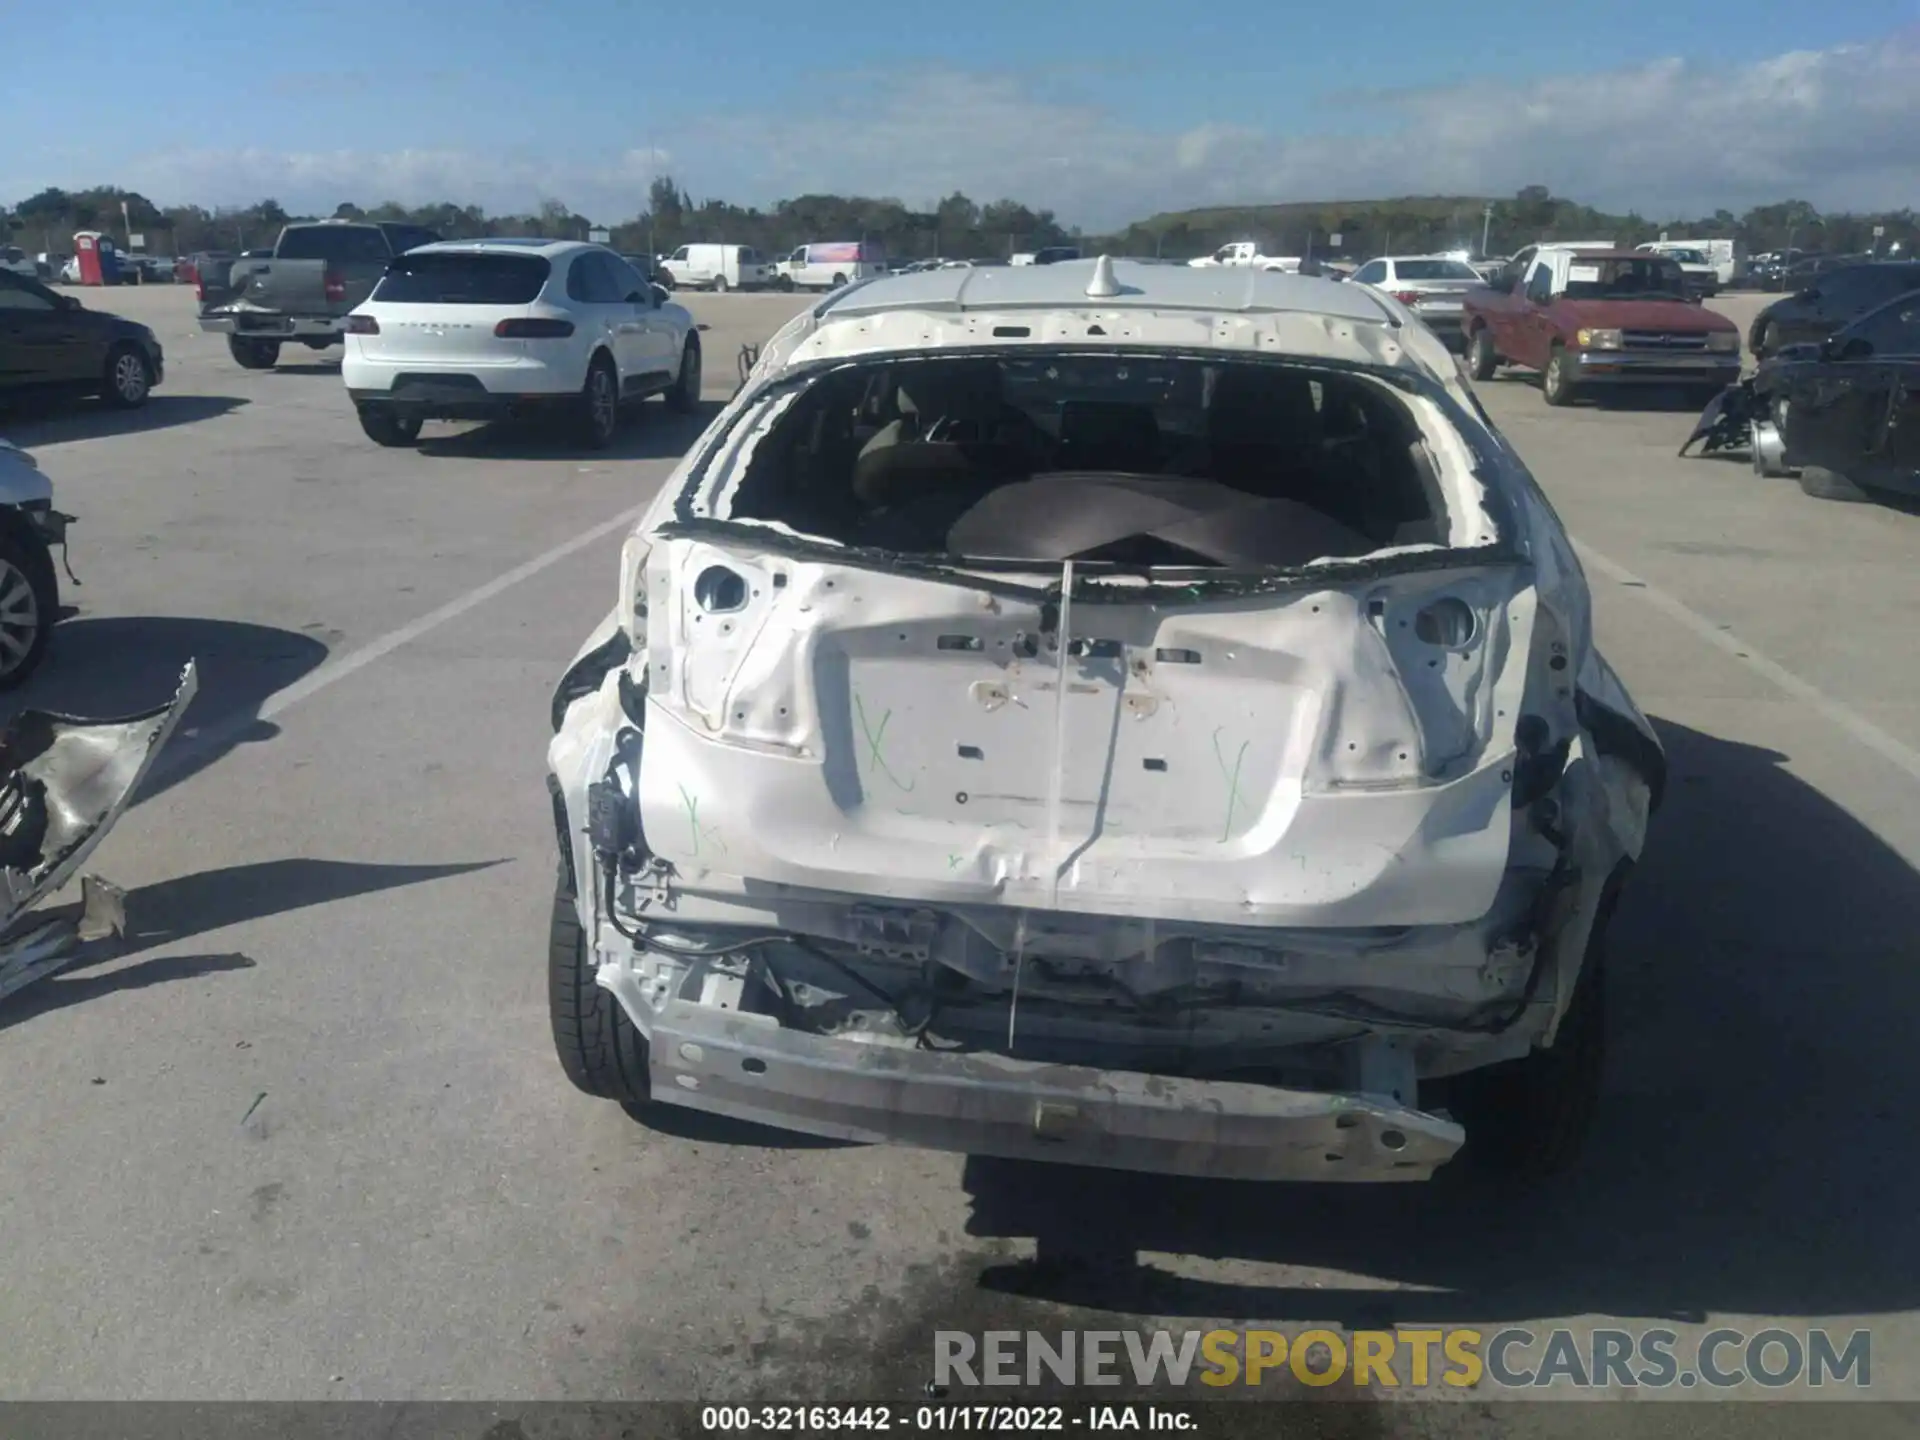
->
[720,354,1452,570]
[371,253,552,305]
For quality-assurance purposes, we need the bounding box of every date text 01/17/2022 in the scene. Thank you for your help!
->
[699,1406,1198,1432]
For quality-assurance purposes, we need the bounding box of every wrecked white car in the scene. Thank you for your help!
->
[546,258,1663,1182]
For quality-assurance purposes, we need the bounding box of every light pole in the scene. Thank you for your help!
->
[1480,203,1494,258]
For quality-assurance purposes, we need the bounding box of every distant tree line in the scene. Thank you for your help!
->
[1109,187,1914,263]
[0,177,1078,262]
[4,178,1912,265]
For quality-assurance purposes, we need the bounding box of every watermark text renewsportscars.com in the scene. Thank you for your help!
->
[933,1327,1872,1392]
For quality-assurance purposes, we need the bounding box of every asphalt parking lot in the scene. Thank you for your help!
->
[2,282,1917,1430]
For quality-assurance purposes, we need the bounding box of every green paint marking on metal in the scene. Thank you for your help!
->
[678,783,702,857]
[676,783,726,856]
[854,690,916,792]
[1212,727,1251,843]
[948,854,963,870]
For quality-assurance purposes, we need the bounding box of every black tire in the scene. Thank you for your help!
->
[667,334,701,414]
[0,529,56,691]
[1446,866,1625,1179]
[1798,466,1872,502]
[1541,345,1577,407]
[228,335,280,370]
[357,405,424,448]
[1467,327,1499,382]
[100,343,152,409]
[576,355,620,450]
[548,862,650,1103]
[711,274,729,294]
[831,272,847,288]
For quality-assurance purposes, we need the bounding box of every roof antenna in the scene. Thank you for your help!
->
[1085,254,1121,299]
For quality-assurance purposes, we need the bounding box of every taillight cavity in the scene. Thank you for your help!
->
[495,317,576,339]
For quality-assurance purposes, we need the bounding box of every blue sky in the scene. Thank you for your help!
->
[5,0,1916,227]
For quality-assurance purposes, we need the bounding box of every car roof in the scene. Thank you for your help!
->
[1545,248,1666,263]
[405,238,591,257]
[819,256,1393,324]
[1378,254,1477,263]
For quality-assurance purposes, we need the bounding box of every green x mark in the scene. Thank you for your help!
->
[678,783,726,857]
[1212,728,1251,843]
[854,691,916,792]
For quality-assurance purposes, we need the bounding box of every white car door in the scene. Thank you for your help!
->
[567,252,637,385]
[609,253,676,379]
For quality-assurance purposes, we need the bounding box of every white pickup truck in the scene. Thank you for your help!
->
[1188,241,1302,273]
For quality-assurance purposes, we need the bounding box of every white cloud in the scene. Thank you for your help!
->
[49,33,1920,228]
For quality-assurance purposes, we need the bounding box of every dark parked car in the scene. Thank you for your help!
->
[0,270,164,410]
[1750,260,1920,358]
[1687,288,1919,504]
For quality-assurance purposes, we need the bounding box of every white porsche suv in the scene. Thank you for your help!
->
[341,240,701,449]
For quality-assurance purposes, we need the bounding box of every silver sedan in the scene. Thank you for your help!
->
[1350,254,1488,349]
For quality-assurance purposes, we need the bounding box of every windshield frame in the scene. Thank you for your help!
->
[1562,256,1689,302]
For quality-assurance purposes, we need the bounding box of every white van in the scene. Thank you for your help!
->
[658,243,773,293]
[1639,238,1745,288]
[1009,246,1081,267]
[773,241,886,291]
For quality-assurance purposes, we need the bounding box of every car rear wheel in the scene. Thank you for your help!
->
[101,343,152,408]
[228,336,280,370]
[1445,863,1626,1179]
[1541,345,1577,406]
[576,356,620,450]
[711,275,729,293]
[1467,327,1499,382]
[548,862,651,1104]
[0,531,56,690]
[357,405,424,448]
[667,334,702,414]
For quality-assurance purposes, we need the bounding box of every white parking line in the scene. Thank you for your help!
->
[1573,538,1920,787]
[147,503,645,787]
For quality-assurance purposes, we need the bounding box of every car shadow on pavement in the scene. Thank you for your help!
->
[624,1101,857,1149]
[0,393,247,444]
[954,715,1920,1329]
[263,358,343,376]
[1,615,329,803]
[414,400,724,462]
[0,856,501,1031]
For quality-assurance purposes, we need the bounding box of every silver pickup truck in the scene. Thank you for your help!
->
[197,220,440,369]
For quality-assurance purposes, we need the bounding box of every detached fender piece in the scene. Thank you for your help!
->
[0,662,197,1005]
[1679,378,1760,458]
